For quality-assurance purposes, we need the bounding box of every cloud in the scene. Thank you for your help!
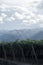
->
[0,0,42,30]
[6,18,11,22]
[38,14,43,20]
[22,20,28,23]
[40,24,43,28]
[15,12,24,20]
[1,0,41,7]
[30,19,37,24]
[0,4,8,10]
[0,16,3,24]
[10,17,15,20]
[1,13,7,18]
[6,16,15,23]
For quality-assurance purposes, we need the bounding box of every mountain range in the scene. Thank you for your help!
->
[31,30,43,40]
[0,28,43,42]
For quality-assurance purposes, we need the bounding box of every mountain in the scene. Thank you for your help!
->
[31,31,43,40]
[0,29,39,42]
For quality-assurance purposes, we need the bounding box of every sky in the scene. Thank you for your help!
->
[0,0,43,30]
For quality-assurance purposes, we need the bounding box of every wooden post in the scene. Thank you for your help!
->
[10,44,16,61]
[32,44,38,64]
[17,44,25,62]
[2,45,7,59]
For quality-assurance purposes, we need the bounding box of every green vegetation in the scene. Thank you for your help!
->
[0,39,43,64]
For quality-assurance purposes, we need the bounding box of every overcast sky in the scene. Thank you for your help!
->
[0,0,43,30]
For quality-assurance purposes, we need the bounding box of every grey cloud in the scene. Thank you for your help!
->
[37,0,43,14]
[0,0,43,30]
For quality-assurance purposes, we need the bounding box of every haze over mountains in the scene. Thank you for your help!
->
[0,28,43,42]
[31,30,43,40]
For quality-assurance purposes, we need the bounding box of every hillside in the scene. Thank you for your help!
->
[0,29,39,42]
[31,31,43,40]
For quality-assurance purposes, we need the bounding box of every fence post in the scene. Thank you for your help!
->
[32,44,38,64]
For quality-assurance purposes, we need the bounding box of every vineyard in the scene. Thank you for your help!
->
[0,40,43,65]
